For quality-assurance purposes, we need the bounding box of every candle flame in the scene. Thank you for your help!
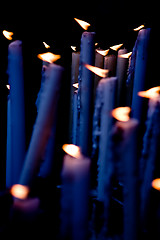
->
[6,84,10,90]
[71,46,77,51]
[62,144,81,158]
[152,178,160,191]
[133,24,145,31]
[110,43,123,51]
[84,63,109,78]
[10,184,29,200]
[74,18,90,30]
[37,52,61,63]
[73,83,79,89]
[43,42,50,48]
[3,30,13,40]
[119,52,132,58]
[138,86,160,99]
[96,49,109,56]
[112,107,131,122]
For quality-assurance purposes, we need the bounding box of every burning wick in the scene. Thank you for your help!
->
[62,144,81,158]
[3,30,13,40]
[96,49,109,56]
[133,25,145,31]
[37,52,61,63]
[138,86,160,99]
[152,178,160,191]
[110,43,123,51]
[74,18,90,30]
[112,107,131,122]
[119,52,132,58]
[84,63,109,78]
[43,42,50,49]
[71,46,76,51]
[10,184,29,200]
[73,83,79,89]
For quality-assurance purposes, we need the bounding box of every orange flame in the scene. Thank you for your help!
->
[96,49,109,56]
[74,18,90,30]
[10,184,29,200]
[133,24,145,31]
[119,52,132,58]
[62,144,81,158]
[71,46,77,51]
[6,84,10,90]
[112,107,131,122]
[84,63,109,78]
[110,43,123,51]
[138,87,160,99]
[73,83,79,89]
[37,52,61,63]
[43,42,50,48]
[3,30,13,40]
[152,178,160,191]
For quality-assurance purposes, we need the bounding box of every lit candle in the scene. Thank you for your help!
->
[60,144,91,240]
[138,87,160,226]
[75,18,95,157]
[6,40,26,188]
[19,63,64,186]
[111,107,139,240]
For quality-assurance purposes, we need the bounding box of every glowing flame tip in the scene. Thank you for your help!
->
[10,184,29,200]
[138,86,160,99]
[62,144,81,158]
[110,43,123,51]
[133,24,145,31]
[74,18,90,30]
[3,30,13,40]
[84,63,109,78]
[37,52,61,63]
[112,107,131,122]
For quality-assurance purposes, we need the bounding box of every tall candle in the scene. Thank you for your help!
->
[104,53,117,77]
[60,144,90,240]
[19,63,63,186]
[77,31,95,156]
[6,40,26,188]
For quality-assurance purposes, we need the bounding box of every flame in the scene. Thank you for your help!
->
[3,30,13,40]
[138,86,160,99]
[119,52,132,58]
[10,184,29,200]
[71,46,76,51]
[37,52,61,63]
[73,83,79,89]
[43,42,50,48]
[133,24,145,31]
[6,84,10,90]
[152,178,160,191]
[74,18,90,30]
[62,144,81,158]
[112,107,131,122]
[96,49,109,56]
[110,43,123,51]
[84,63,109,78]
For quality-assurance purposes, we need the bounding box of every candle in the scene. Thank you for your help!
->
[19,63,64,186]
[6,40,26,188]
[77,30,95,156]
[60,144,90,240]
[72,88,78,145]
[94,49,105,94]
[111,107,139,240]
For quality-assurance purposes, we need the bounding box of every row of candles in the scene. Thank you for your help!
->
[1,19,159,239]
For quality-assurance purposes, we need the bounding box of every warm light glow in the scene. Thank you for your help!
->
[3,30,13,40]
[96,49,109,56]
[73,83,79,89]
[62,144,81,158]
[119,52,132,58]
[10,184,29,200]
[71,46,76,51]
[152,178,160,191]
[110,43,123,51]
[133,24,145,31]
[6,84,10,90]
[112,107,131,122]
[138,87,160,99]
[84,63,109,78]
[74,18,90,30]
[37,52,61,63]
[43,42,50,48]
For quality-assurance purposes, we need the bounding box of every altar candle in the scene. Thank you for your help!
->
[131,28,151,122]
[111,107,139,240]
[77,30,95,156]
[19,63,63,186]
[6,40,26,188]
[61,144,90,240]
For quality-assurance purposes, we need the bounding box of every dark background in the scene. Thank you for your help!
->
[0,1,156,189]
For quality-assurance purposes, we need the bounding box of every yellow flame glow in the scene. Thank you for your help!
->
[37,52,61,63]
[43,42,50,48]
[110,43,123,51]
[112,107,131,122]
[74,18,90,30]
[152,178,160,191]
[96,49,109,56]
[84,63,109,78]
[119,52,132,58]
[71,46,77,51]
[73,83,79,89]
[3,30,13,40]
[138,87,160,99]
[62,144,81,158]
[133,24,145,31]
[10,184,29,200]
